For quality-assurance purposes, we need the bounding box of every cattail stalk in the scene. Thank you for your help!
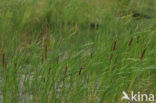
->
[110,53,114,61]
[140,48,146,60]
[79,67,83,75]
[113,40,117,51]
[128,37,133,46]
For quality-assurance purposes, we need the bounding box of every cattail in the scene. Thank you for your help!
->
[41,53,44,64]
[79,67,83,75]
[128,37,133,46]
[110,53,114,61]
[140,48,146,60]
[1,34,3,50]
[64,65,68,75]
[68,49,72,60]
[45,44,47,60]
[56,56,60,64]
[137,36,140,43]
[90,52,93,59]
[113,40,117,51]
[2,53,5,67]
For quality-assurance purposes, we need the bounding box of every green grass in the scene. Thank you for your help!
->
[0,0,156,103]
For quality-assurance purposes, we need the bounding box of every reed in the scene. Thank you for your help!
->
[68,49,72,60]
[1,34,3,50]
[79,67,83,75]
[41,53,44,64]
[45,44,47,60]
[113,40,117,51]
[128,37,133,46]
[2,53,5,67]
[90,52,93,59]
[140,48,146,60]
[110,40,116,61]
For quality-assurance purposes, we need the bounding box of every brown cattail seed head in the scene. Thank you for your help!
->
[41,53,44,64]
[68,49,72,60]
[128,37,133,46]
[140,48,146,60]
[113,40,117,51]
[45,45,47,60]
[90,52,93,59]
[79,67,83,75]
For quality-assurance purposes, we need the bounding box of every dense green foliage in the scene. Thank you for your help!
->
[0,0,156,102]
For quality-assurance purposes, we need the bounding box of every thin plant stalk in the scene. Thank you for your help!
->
[110,53,114,61]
